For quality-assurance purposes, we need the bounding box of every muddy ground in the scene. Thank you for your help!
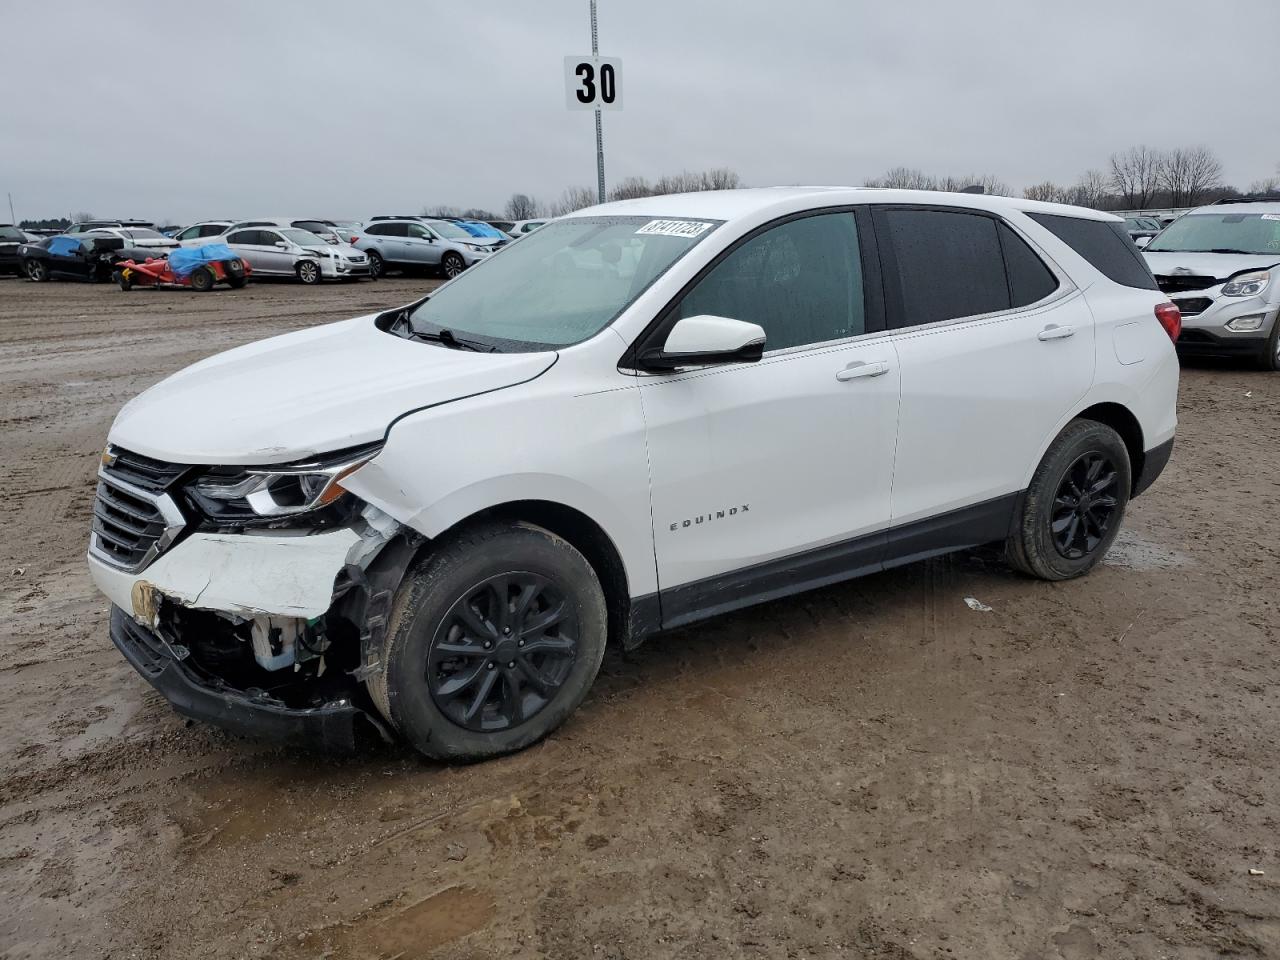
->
[0,274,1277,960]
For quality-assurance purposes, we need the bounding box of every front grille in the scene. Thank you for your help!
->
[1172,297,1213,317]
[91,448,188,572]
[347,255,366,263]
[1155,274,1219,294]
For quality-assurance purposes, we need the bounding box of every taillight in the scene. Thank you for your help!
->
[1155,302,1181,342]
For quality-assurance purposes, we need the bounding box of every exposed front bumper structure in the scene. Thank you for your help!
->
[110,606,368,751]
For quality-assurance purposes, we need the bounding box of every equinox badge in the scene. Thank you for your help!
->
[670,504,750,532]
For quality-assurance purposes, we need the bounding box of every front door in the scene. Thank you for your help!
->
[637,210,900,626]
[873,206,1096,536]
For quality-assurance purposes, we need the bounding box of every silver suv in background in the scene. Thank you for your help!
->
[353,218,495,278]
[1142,198,1280,369]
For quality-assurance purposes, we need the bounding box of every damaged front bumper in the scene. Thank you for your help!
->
[89,512,413,750]
[110,606,368,751]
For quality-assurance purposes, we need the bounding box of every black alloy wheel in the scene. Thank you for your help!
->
[426,573,578,732]
[1050,451,1120,560]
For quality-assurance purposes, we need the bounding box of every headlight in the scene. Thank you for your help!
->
[1221,270,1270,298]
[188,443,381,523]
[464,243,487,253]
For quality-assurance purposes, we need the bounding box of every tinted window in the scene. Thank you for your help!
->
[379,222,409,238]
[364,223,387,236]
[201,224,227,237]
[882,209,1009,326]
[292,220,329,233]
[1028,213,1158,290]
[677,212,864,351]
[227,230,259,245]
[999,223,1059,307]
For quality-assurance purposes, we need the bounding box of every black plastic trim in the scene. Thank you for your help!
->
[647,493,1019,635]
[1132,438,1174,498]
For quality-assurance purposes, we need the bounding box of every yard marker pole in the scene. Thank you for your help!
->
[7,194,14,225]
[591,0,605,204]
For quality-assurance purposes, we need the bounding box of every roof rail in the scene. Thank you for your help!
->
[370,215,424,221]
[1212,196,1280,205]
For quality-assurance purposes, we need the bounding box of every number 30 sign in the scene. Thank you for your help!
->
[564,56,623,110]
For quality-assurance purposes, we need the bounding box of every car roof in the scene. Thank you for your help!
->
[561,186,1122,225]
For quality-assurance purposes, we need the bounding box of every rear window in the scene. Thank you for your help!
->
[1028,213,1157,290]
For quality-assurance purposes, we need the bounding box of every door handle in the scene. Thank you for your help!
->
[1037,324,1075,341]
[835,360,890,382]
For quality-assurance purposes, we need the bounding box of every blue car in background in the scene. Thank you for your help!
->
[440,218,511,245]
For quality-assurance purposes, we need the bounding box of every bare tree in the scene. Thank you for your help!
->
[1065,169,1111,209]
[1248,176,1280,196]
[1023,181,1069,203]
[421,204,461,218]
[1110,146,1166,209]
[1163,146,1223,208]
[937,173,1011,196]
[505,193,539,220]
[864,167,936,189]
[547,186,598,218]
[71,210,95,223]
[608,176,654,201]
[650,168,742,196]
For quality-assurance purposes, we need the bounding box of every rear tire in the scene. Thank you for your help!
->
[1006,419,1132,581]
[368,521,608,761]
[189,267,214,292]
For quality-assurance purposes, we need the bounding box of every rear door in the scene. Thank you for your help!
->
[225,230,276,273]
[874,205,1095,542]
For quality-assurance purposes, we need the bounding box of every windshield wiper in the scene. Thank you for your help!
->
[412,328,496,352]
[1171,248,1259,255]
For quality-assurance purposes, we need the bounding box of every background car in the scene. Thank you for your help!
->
[1124,216,1162,246]
[221,226,369,283]
[353,217,494,278]
[87,227,180,252]
[64,219,155,234]
[20,234,154,282]
[174,221,233,246]
[486,219,516,234]
[1142,197,1280,369]
[507,218,547,236]
[437,217,511,246]
[0,224,27,275]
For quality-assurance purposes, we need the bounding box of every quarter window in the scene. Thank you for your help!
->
[676,212,865,351]
[999,223,1059,307]
[1028,213,1158,290]
[881,209,1010,327]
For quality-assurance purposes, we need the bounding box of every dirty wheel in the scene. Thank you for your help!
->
[1257,319,1280,372]
[1006,419,1131,581]
[441,252,464,279]
[369,521,607,761]
[25,259,49,282]
[189,267,214,292]
[297,260,321,285]
[114,269,133,291]
[366,250,384,279]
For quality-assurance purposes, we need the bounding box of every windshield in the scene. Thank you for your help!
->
[407,215,721,349]
[422,219,473,241]
[1145,212,1280,256]
[280,228,325,246]
[0,227,23,241]
[119,228,165,240]
[292,221,332,233]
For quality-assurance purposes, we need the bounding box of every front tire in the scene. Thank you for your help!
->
[440,252,464,279]
[366,250,384,279]
[189,267,214,292]
[1257,319,1280,372]
[297,260,321,285]
[25,259,49,282]
[369,522,608,761]
[1006,419,1131,581]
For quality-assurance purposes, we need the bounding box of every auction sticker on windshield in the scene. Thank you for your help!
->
[635,220,714,238]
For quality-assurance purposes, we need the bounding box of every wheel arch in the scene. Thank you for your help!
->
[422,499,637,650]
[1073,401,1145,494]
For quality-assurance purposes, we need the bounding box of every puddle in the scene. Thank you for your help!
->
[1104,529,1192,571]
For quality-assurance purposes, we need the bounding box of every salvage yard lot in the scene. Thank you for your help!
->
[1,276,1278,959]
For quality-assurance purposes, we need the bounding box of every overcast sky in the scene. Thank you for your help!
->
[4,1,1278,224]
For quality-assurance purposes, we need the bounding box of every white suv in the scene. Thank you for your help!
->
[88,187,1179,759]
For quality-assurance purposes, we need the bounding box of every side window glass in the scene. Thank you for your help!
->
[388,223,410,238]
[202,224,225,238]
[882,209,1009,326]
[407,224,430,239]
[999,223,1059,307]
[676,212,864,351]
[227,231,255,245]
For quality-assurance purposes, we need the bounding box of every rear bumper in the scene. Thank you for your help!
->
[1133,437,1174,498]
[110,606,366,751]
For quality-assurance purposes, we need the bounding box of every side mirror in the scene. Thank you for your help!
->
[638,315,766,371]
[1134,236,1151,249]
[275,241,289,248]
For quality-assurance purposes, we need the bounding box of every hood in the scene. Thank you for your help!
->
[1142,250,1280,280]
[109,315,557,464]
